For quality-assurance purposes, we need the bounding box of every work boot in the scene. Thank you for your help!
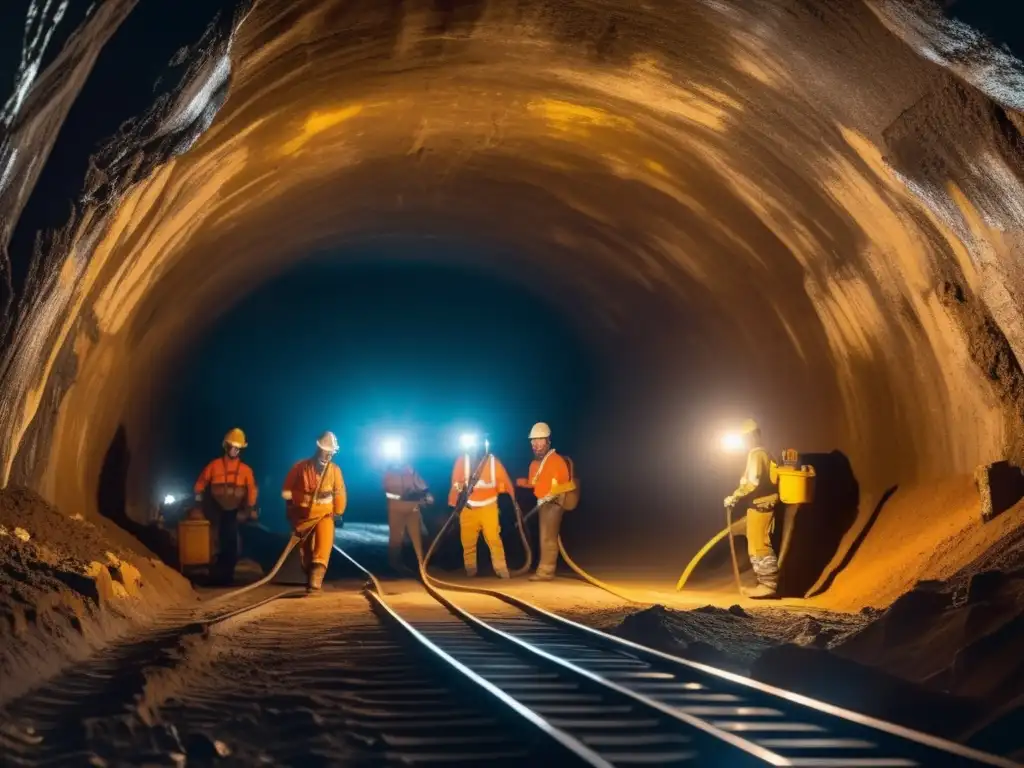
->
[741,583,778,599]
[495,568,511,579]
[308,563,327,591]
[529,572,554,582]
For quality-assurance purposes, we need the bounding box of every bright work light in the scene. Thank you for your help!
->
[381,437,404,462]
[720,432,745,453]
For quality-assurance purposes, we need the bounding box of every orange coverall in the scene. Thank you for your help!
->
[449,454,513,577]
[282,459,346,572]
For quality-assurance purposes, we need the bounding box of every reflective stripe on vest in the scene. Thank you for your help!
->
[463,454,498,506]
[210,458,247,510]
[385,492,401,500]
[463,454,496,489]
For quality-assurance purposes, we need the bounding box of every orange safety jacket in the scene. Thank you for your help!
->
[195,457,257,511]
[522,449,571,500]
[448,454,511,508]
[282,459,347,519]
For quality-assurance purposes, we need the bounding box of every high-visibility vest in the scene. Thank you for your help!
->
[461,454,498,507]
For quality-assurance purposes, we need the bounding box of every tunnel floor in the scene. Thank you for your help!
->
[3,506,1024,764]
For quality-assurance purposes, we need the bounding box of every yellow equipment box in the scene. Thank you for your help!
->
[178,519,212,567]
[777,464,816,505]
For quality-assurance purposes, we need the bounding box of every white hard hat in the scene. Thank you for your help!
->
[317,431,340,453]
[529,422,552,440]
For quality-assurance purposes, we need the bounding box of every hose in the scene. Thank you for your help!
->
[674,516,746,591]
[725,502,743,594]
[421,495,649,605]
[507,488,534,578]
[205,459,333,606]
[519,505,648,604]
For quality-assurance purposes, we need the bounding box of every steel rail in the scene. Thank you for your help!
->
[413,573,1019,767]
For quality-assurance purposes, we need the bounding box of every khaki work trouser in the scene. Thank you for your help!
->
[388,501,424,570]
[460,502,508,577]
[536,502,565,577]
[288,508,336,572]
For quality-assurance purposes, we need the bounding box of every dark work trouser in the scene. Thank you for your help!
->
[536,502,565,577]
[213,506,240,582]
[388,502,424,571]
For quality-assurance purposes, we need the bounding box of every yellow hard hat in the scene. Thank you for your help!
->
[739,418,759,434]
[223,428,248,448]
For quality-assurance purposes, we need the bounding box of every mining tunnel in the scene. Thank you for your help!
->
[1,0,1023,764]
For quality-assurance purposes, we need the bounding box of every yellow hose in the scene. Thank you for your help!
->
[422,501,650,605]
[674,517,746,591]
[555,534,648,604]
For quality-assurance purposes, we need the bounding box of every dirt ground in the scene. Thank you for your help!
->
[458,491,1024,757]
[0,486,195,706]
[2,479,1023,759]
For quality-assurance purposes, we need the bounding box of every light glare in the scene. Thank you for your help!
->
[381,437,403,461]
[721,432,745,452]
[163,494,176,505]
[459,433,478,450]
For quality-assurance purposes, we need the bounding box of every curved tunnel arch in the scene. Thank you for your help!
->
[2,0,1022,594]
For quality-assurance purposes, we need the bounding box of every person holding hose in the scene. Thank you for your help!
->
[282,431,347,591]
[724,418,780,599]
[194,428,258,585]
[449,435,513,579]
[383,451,432,573]
[516,422,572,582]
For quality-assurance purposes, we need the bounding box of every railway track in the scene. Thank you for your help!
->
[1,544,1018,767]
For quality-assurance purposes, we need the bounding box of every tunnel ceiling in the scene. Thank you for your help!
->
[0,0,1022,524]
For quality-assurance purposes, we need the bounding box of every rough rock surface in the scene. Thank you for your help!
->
[0,487,194,706]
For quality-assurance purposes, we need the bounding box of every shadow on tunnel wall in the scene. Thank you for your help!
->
[980,461,1024,522]
[776,451,862,598]
[97,425,178,565]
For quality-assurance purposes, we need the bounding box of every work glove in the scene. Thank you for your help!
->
[724,495,736,508]
[335,514,345,529]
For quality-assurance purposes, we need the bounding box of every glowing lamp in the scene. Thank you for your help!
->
[381,437,404,462]
[163,494,176,505]
[720,432,745,453]
[459,433,479,451]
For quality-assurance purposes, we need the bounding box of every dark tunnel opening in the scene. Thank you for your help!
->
[148,248,602,535]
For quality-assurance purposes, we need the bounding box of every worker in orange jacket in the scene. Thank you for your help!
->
[194,428,258,585]
[282,431,347,590]
[449,436,513,578]
[516,422,572,581]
